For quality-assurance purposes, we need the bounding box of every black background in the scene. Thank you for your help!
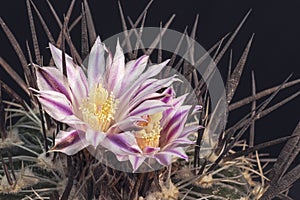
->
[1,0,299,198]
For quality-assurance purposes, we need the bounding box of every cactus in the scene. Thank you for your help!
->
[0,1,299,200]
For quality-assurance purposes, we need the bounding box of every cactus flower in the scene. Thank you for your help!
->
[34,37,176,156]
[101,88,201,171]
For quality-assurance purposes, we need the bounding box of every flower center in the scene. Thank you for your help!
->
[80,84,117,132]
[135,112,162,150]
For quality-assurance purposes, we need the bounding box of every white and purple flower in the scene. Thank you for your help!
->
[33,37,200,171]
[102,88,201,171]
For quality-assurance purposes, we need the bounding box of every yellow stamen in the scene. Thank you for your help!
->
[135,112,162,150]
[80,84,117,132]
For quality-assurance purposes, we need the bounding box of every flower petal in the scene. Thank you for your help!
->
[108,116,145,133]
[131,76,179,107]
[166,147,189,160]
[87,36,106,90]
[155,147,188,166]
[161,87,175,103]
[33,89,85,127]
[139,60,170,82]
[154,153,172,166]
[129,100,170,117]
[49,43,74,73]
[181,125,202,138]
[128,92,168,114]
[162,106,191,145]
[50,129,89,155]
[36,90,74,121]
[129,155,146,172]
[102,132,141,155]
[69,66,88,111]
[192,105,202,114]
[85,129,106,148]
[172,94,189,107]
[162,92,189,110]
[49,43,88,102]
[106,40,125,97]
[35,66,71,101]
[120,55,149,91]
[115,154,129,162]
[125,55,149,80]
[144,146,160,154]
[120,59,170,102]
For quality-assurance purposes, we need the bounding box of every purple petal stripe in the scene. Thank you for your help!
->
[36,66,71,101]
[51,129,88,155]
